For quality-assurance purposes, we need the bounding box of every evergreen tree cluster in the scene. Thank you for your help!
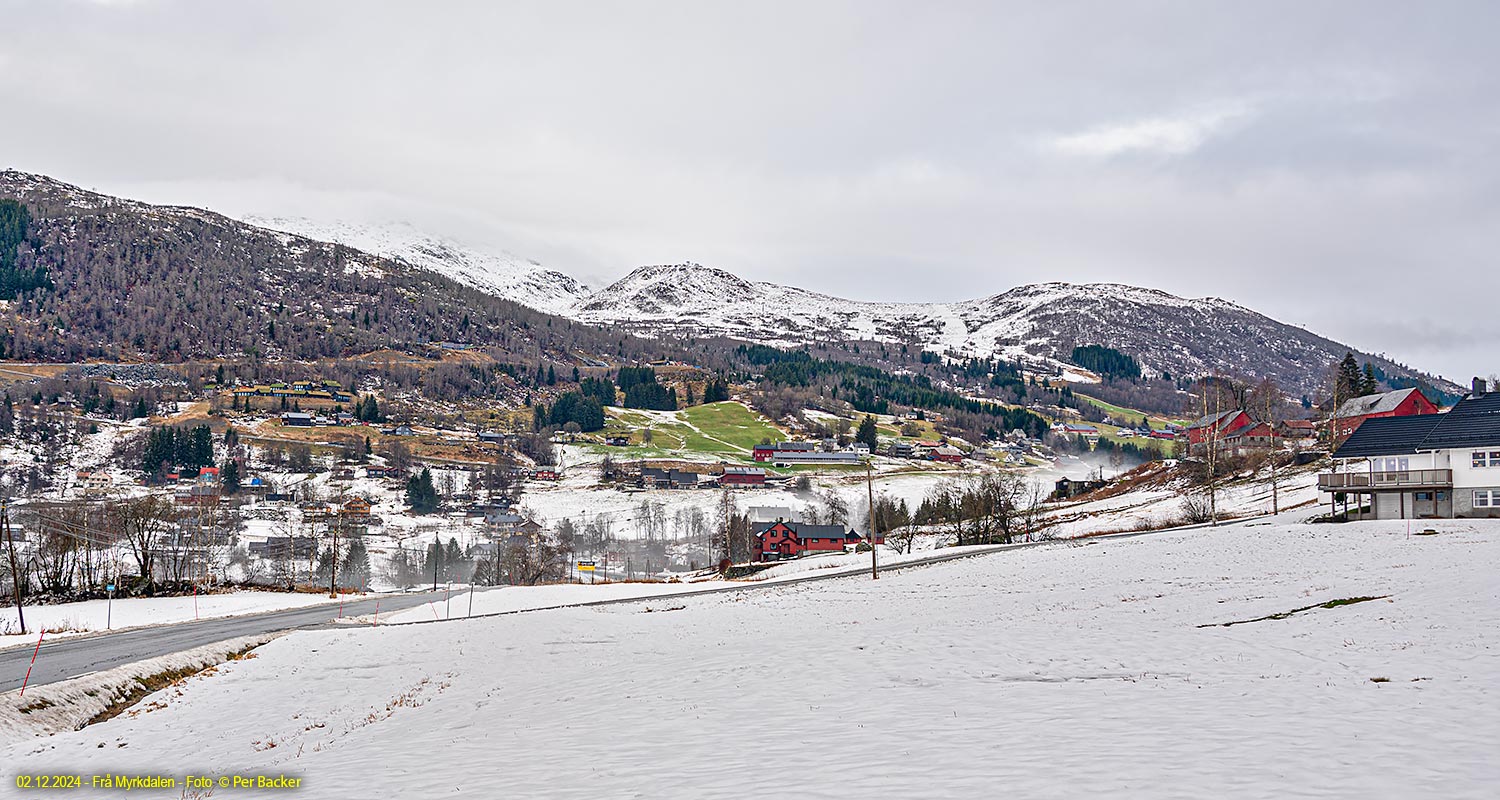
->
[140,424,214,474]
[423,535,469,583]
[618,366,677,410]
[701,376,731,403]
[1335,352,1381,401]
[737,345,1049,438]
[1070,345,1142,381]
[405,467,440,512]
[546,391,606,432]
[352,394,384,422]
[220,460,241,494]
[0,200,49,300]
[580,376,616,406]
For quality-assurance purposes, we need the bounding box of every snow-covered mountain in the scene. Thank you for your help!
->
[1,169,1454,397]
[569,263,1456,397]
[242,216,591,316]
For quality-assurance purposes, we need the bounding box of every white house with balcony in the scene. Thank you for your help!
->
[1320,380,1500,520]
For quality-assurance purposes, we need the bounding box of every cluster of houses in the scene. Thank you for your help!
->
[1321,379,1500,520]
[1187,386,1438,459]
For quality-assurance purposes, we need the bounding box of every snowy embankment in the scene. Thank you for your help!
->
[5,516,1495,798]
[0,633,278,745]
[1043,463,1324,538]
[0,591,349,651]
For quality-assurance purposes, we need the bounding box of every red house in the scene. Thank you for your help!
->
[719,465,767,487]
[757,521,882,561]
[1333,387,1440,439]
[931,445,964,464]
[1185,410,1254,454]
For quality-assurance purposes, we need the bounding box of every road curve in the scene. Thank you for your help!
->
[1,591,443,691]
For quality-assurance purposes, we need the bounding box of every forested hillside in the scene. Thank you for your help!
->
[0,171,668,366]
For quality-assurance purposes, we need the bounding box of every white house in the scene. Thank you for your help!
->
[1320,380,1500,519]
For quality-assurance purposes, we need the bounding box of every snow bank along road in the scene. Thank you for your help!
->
[0,592,443,691]
[5,517,1494,799]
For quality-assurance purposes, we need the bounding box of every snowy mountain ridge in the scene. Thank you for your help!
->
[242,216,592,316]
[0,170,1455,395]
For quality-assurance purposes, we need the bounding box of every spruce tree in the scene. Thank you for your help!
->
[1336,352,1362,402]
[221,460,241,495]
[1360,363,1378,396]
[856,415,879,451]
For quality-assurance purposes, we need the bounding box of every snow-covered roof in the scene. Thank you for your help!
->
[1335,387,1421,418]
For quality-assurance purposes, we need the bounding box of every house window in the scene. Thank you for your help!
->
[1474,452,1488,468]
[1476,490,1495,508]
[1415,492,1432,501]
[1473,452,1500,468]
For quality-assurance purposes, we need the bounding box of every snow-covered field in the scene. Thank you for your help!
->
[6,516,1495,798]
[0,591,348,650]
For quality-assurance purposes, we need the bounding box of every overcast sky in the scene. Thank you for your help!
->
[2,1,1495,383]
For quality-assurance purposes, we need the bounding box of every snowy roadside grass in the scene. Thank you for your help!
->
[7,518,1496,798]
[0,591,352,651]
[374,581,743,625]
[377,545,1004,624]
[0,633,279,748]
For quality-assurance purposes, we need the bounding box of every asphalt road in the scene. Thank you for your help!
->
[1,590,444,691]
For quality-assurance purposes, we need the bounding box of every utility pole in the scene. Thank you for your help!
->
[866,460,878,580]
[4,501,25,635]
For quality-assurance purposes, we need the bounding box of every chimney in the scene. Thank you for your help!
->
[1475,377,1489,396]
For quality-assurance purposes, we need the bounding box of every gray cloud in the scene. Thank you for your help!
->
[1,1,1495,381]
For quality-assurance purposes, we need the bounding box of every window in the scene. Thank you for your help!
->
[1476,490,1496,508]
[1473,452,1500,468]
[1415,492,1432,501]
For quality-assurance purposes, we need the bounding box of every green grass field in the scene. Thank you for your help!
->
[1074,393,1189,428]
[600,402,785,462]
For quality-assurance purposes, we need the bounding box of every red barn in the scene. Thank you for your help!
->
[752,441,817,462]
[1333,388,1440,439]
[719,465,767,487]
[757,521,882,561]
[1185,410,1254,453]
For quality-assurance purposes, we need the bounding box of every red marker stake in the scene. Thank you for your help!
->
[19,631,43,697]
[372,601,380,627]
[193,585,199,621]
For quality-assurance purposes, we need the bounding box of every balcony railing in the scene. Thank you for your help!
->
[1318,469,1452,490]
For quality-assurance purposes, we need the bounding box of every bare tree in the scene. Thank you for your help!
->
[108,495,177,591]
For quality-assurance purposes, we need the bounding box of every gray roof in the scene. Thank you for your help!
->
[1335,388,1423,419]
[1333,392,1500,458]
[1187,409,1240,431]
[757,522,858,540]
